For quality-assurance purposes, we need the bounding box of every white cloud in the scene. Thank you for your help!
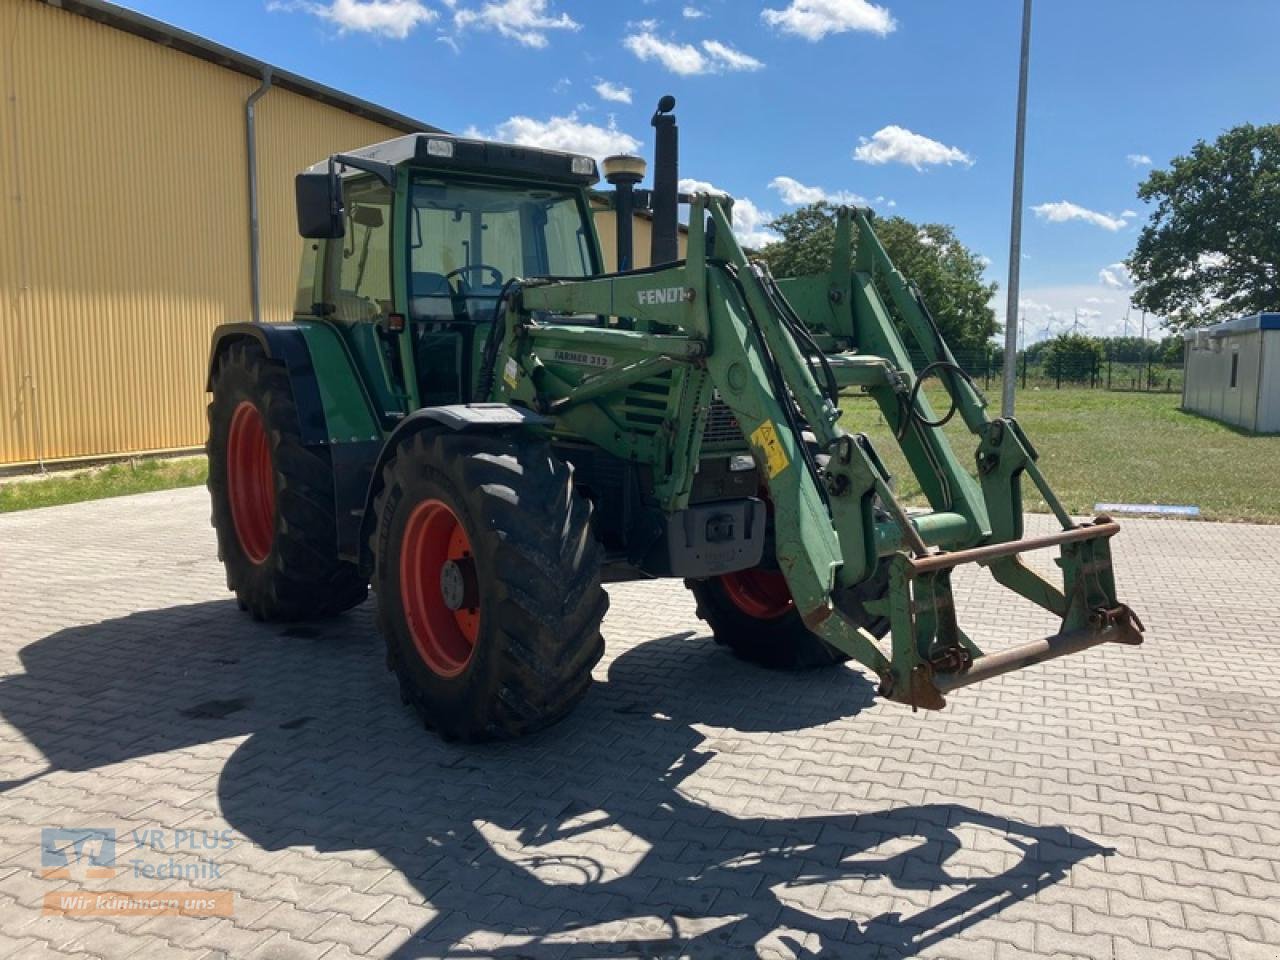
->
[679,177,777,248]
[1032,201,1128,232]
[853,125,972,171]
[762,0,895,40]
[700,39,764,71]
[769,175,859,206]
[1120,208,1138,218]
[1098,262,1134,290]
[270,0,436,38]
[466,113,641,162]
[1126,153,1152,167]
[625,32,706,74]
[454,0,578,48]
[594,79,632,104]
[624,30,764,74]
[730,197,777,248]
[682,5,706,18]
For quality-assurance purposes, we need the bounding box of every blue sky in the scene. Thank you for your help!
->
[120,0,1280,341]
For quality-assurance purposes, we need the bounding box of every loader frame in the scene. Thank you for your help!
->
[492,198,1143,708]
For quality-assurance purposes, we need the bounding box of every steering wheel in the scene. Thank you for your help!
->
[445,264,504,290]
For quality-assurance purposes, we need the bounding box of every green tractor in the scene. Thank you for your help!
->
[206,97,1143,740]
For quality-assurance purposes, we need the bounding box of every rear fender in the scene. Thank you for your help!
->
[209,321,383,565]
[207,323,329,444]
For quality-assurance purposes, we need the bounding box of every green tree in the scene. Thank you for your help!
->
[1043,333,1105,383]
[1158,335,1185,365]
[1128,124,1280,329]
[758,203,999,353]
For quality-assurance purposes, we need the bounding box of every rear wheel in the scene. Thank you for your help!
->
[207,341,367,620]
[373,430,608,740]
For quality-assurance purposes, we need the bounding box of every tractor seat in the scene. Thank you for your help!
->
[410,271,456,320]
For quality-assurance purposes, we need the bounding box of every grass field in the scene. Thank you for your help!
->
[1,390,1276,522]
[0,456,206,513]
[849,388,1280,523]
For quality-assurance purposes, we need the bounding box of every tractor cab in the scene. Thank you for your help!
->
[293,133,603,412]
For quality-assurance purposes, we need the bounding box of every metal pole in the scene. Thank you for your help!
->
[1001,0,1033,416]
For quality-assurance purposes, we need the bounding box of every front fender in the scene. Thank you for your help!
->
[355,404,553,573]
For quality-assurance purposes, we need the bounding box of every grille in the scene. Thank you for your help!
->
[702,397,743,444]
[620,370,673,434]
[619,375,744,445]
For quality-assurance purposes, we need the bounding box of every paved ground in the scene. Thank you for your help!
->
[0,488,1278,960]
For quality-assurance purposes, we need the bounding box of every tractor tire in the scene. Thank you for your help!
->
[687,569,847,669]
[372,430,607,741]
[687,561,890,671]
[207,341,367,621]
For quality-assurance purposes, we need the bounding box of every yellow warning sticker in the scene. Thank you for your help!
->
[749,420,790,479]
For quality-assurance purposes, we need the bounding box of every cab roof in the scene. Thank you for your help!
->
[307,133,600,187]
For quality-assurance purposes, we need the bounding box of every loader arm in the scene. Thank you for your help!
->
[492,195,1143,709]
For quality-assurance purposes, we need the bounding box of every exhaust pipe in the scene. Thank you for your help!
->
[649,95,680,266]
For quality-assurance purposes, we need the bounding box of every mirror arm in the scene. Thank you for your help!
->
[331,153,397,187]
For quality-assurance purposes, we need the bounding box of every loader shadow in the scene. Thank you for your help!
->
[0,597,1110,958]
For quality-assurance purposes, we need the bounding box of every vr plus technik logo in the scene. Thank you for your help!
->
[41,828,117,880]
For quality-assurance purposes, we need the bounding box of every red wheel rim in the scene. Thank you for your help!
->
[227,401,275,565]
[719,567,794,620]
[399,499,480,678]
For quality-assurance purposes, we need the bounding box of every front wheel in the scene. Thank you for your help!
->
[687,568,850,669]
[372,430,608,740]
[688,557,891,670]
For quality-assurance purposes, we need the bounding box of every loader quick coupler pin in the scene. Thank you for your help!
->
[929,645,973,675]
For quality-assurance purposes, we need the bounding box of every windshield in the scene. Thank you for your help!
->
[407,177,595,319]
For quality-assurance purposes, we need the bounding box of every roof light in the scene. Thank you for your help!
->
[571,156,595,177]
[426,139,454,159]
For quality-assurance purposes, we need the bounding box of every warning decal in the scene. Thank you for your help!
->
[749,420,790,479]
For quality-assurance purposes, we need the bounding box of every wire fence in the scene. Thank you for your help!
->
[912,348,1185,395]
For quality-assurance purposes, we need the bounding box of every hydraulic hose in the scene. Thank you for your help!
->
[713,261,829,510]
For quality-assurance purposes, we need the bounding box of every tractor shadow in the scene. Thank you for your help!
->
[0,597,1110,958]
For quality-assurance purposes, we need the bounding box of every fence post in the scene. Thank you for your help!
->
[1107,360,1112,390]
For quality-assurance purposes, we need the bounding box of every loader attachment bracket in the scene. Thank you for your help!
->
[881,518,1146,711]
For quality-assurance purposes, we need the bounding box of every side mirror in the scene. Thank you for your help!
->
[296,170,344,239]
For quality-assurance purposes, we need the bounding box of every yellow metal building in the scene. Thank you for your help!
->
[0,0,669,468]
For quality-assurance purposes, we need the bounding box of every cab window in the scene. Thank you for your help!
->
[407,178,595,321]
[328,179,394,323]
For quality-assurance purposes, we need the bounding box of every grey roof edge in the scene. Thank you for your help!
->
[41,0,445,135]
[1183,312,1280,338]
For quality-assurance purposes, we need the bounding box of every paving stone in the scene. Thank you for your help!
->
[2,491,1279,959]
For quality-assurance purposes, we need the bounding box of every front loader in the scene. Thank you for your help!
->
[206,97,1143,740]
